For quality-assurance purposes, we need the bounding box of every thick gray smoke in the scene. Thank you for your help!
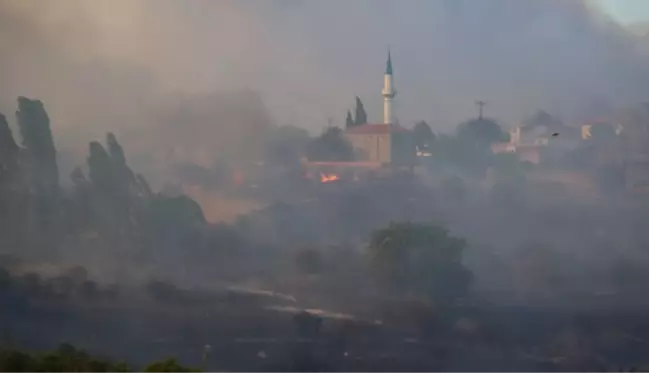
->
[1,0,649,176]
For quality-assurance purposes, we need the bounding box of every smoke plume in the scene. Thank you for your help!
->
[1,0,649,177]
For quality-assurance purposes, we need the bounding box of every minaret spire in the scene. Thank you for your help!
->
[382,49,396,124]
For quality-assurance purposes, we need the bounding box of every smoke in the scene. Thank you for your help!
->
[2,0,649,180]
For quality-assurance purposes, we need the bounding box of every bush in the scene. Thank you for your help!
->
[368,222,472,303]
[0,344,198,372]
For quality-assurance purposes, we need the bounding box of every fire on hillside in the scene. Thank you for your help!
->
[320,173,340,183]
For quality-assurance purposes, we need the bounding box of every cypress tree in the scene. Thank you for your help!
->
[0,113,20,181]
[354,96,367,126]
[16,97,59,195]
[106,132,136,192]
[345,110,354,129]
[87,141,116,193]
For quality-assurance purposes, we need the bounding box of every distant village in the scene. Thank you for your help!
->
[300,51,649,198]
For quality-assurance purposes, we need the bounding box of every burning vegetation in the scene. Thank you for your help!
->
[319,173,340,183]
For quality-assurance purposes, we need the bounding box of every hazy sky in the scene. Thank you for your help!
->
[3,0,649,170]
[595,0,649,25]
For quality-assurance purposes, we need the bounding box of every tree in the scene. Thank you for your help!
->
[525,110,564,129]
[87,134,148,197]
[354,96,367,126]
[0,114,24,248]
[0,113,20,183]
[146,195,206,232]
[413,120,436,151]
[305,126,355,162]
[136,174,153,198]
[590,123,617,143]
[368,222,472,302]
[345,110,354,129]
[16,97,59,195]
[0,350,34,372]
[105,133,153,199]
[439,118,508,175]
[265,125,311,167]
[456,118,508,147]
[69,167,87,188]
[106,133,137,190]
[144,358,199,372]
[432,133,491,175]
[87,141,117,193]
[0,344,202,372]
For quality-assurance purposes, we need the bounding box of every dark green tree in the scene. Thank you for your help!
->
[0,350,34,372]
[136,174,153,199]
[87,141,117,193]
[368,222,472,302]
[147,195,206,231]
[143,358,199,372]
[456,117,508,147]
[413,120,436,151]
[0,344,204,372]
[0,113,20,182]
[265,125,311,167]
[345,110,354,129]
[69,167,87,187]
[354,96,367,126]
[106,132,141,195]
[106,132,127,165]
[305,126,355,162]
[435,118,508,175]
[590,123,617,143]
[33,343,130,372]
[525,110,564,129]
[16,97,59,194]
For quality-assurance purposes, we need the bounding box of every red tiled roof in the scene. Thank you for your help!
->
[345,123,410,135]
[581,117,612,126]
[304,161,383,168]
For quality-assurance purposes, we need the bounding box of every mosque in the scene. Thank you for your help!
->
[303,51,414,183]
[343,51,412,166]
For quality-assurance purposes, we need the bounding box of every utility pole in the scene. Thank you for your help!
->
[202,344,212,371]
[476,100,487,120]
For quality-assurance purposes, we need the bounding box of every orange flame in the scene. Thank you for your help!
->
[233,170,244,186]
[320,173,340,183]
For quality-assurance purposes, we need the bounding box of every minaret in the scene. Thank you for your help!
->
[382,50,396,125]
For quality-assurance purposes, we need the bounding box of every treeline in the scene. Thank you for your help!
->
[0,343,198,372]
[0,97,206,258]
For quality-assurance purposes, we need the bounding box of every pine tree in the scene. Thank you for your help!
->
[345,110,354,129]
[354,96,367,126]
